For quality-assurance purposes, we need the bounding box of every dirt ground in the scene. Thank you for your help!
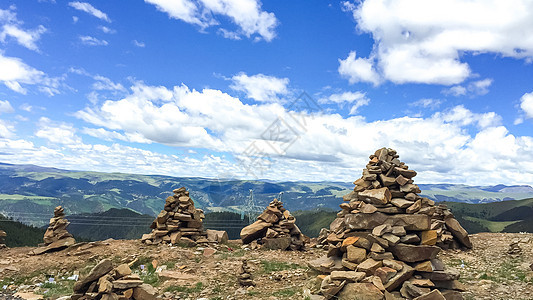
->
[0,232,532,300]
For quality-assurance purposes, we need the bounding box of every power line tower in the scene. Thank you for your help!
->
[243,189,262,225]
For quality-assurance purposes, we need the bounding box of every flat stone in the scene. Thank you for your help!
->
[382,233,400,245]
[360,203,378,214]
[330,271,366,282]
[391,198,414,208]
[401,282,430,298]
[133,283,158,300]
[409,279,434,287]
[383,259,404,271]
[419,270,460,281]
[384,262,414,292]
[240,220,271,244]
[345,213,430,231]
[413,289,446,300]
[369,252,394,260]
[73,259,113,293]
[114,264,132,279]
[341,236,360,250]
[371,243,385,253]
[380,174,397,187]
[432,279,466,291]
[401,234,421,244]
[262,237,291,250]
[400,183,421,194]
[444,217,472,248]
[395,175,409,186]
[373,224,392,237]
[358,187,392,205]
[395,167,417,178]
[391,226,406,236]
[356,258,382,275]
[337,283,384,300]
[420,230,438,245]
[390,244,440,263]
[375,267,397,284]
[346,245,367,264]
[406,200,422,214]
[329,217,345,233]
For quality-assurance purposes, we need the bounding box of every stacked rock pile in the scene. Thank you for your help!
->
[238,260,255,287]
[309,148,470,299]
[507,240,522,256]
[240,198,306,250]
[0,230,6,248]
[72,258,157,300]
[31,206,76,255]
[141,187,209,246]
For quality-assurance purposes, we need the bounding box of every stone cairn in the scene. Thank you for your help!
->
[72,258,157,300]
[141,187,209,246]
[240,198,306,251]
[0,230,6,249]
[31,206,76,255]
[309,147,471,300]
[238,260,255,287]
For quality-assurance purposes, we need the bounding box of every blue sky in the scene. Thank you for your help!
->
[1,0,533,185]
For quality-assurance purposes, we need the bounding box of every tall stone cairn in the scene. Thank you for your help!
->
[238,260,255,287]
[240,198,307,251]
[141,187,208,246]
[43,206,75,246]
[309,147,471,300]
[0,230,6,249]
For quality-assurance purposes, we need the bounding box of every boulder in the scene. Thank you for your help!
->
[444,217,472,248]
[358,187,392,205]
[206,229,228,244]
[390,244,440,262]
[337,283,384,300]
[262,237,291,250]
[240,220,271,244]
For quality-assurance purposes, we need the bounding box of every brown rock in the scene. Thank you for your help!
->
[375,267,398,284]
[240,220,271,244]
[390,244,440,262]
[356,258,382,275]
[394,167,417,178]
[413,289,446,300]
[395,175,409,186]
[346,245,367,264]
[406,200,421,214]
[358,187,392,205]
[360,203,378,214]
[337,283,384,300]
[372,224,392,237]
[420,230,438,245]
[444,217,472,248]
[262,237,291,250]
[73,259,114,293]
[391,198,414,209]
[400,183,421,193]
[114,264,132,279]
[384,262,414,291]
[133,283,158,300]
[113,279,143,289]
[330,271,366,282]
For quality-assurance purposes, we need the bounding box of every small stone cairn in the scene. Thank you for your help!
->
[238,260,255,287]
[31,206,76,255]
[240,198,306,250]
[0,230,6,249]
[141,187,209,246]
[309,148,471,300]
[72,258,157,300]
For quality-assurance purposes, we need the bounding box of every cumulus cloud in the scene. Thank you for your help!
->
[0,100,14,114]
[520,92,533,119]
[230,73,290,102]
[145,0,278,41]
[0,52,62,95]
[319,91,370,114]
[79,35,108,46]
[65,81,533,184]
[0,119,15,138]
[443,78,493,97]
[35,117,82,145]
[99,26,116,34]
[0,6,47,52]
[340,0,533,85]
[68,2,110,22]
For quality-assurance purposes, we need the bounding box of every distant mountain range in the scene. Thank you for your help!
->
[1,162,533,228]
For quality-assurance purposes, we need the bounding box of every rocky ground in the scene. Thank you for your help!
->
[0,233,532,300]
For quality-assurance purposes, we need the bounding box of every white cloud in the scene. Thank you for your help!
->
[320,91,370,115]
[520,92,533,119]
[0,6,47,52]
[79,35,108,46]
[0,119,15,138]
[68,2,110,22]
[0,100,14,114]
[132,40,145,47]
[82,127,151,143]
[145,0,278,41]
[230,73,289,102]
[443,78,493,97]
[338,51,381,86]
[72,16,79,23]
[341,0,533,85]
[99,26,116,34]
[35,117,82,145]
[409,98,442,109]
[0,52,61,95]
[92,75,126,92]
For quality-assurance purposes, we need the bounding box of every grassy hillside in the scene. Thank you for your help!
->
[0,214,46,247]
[444,198,533,233]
